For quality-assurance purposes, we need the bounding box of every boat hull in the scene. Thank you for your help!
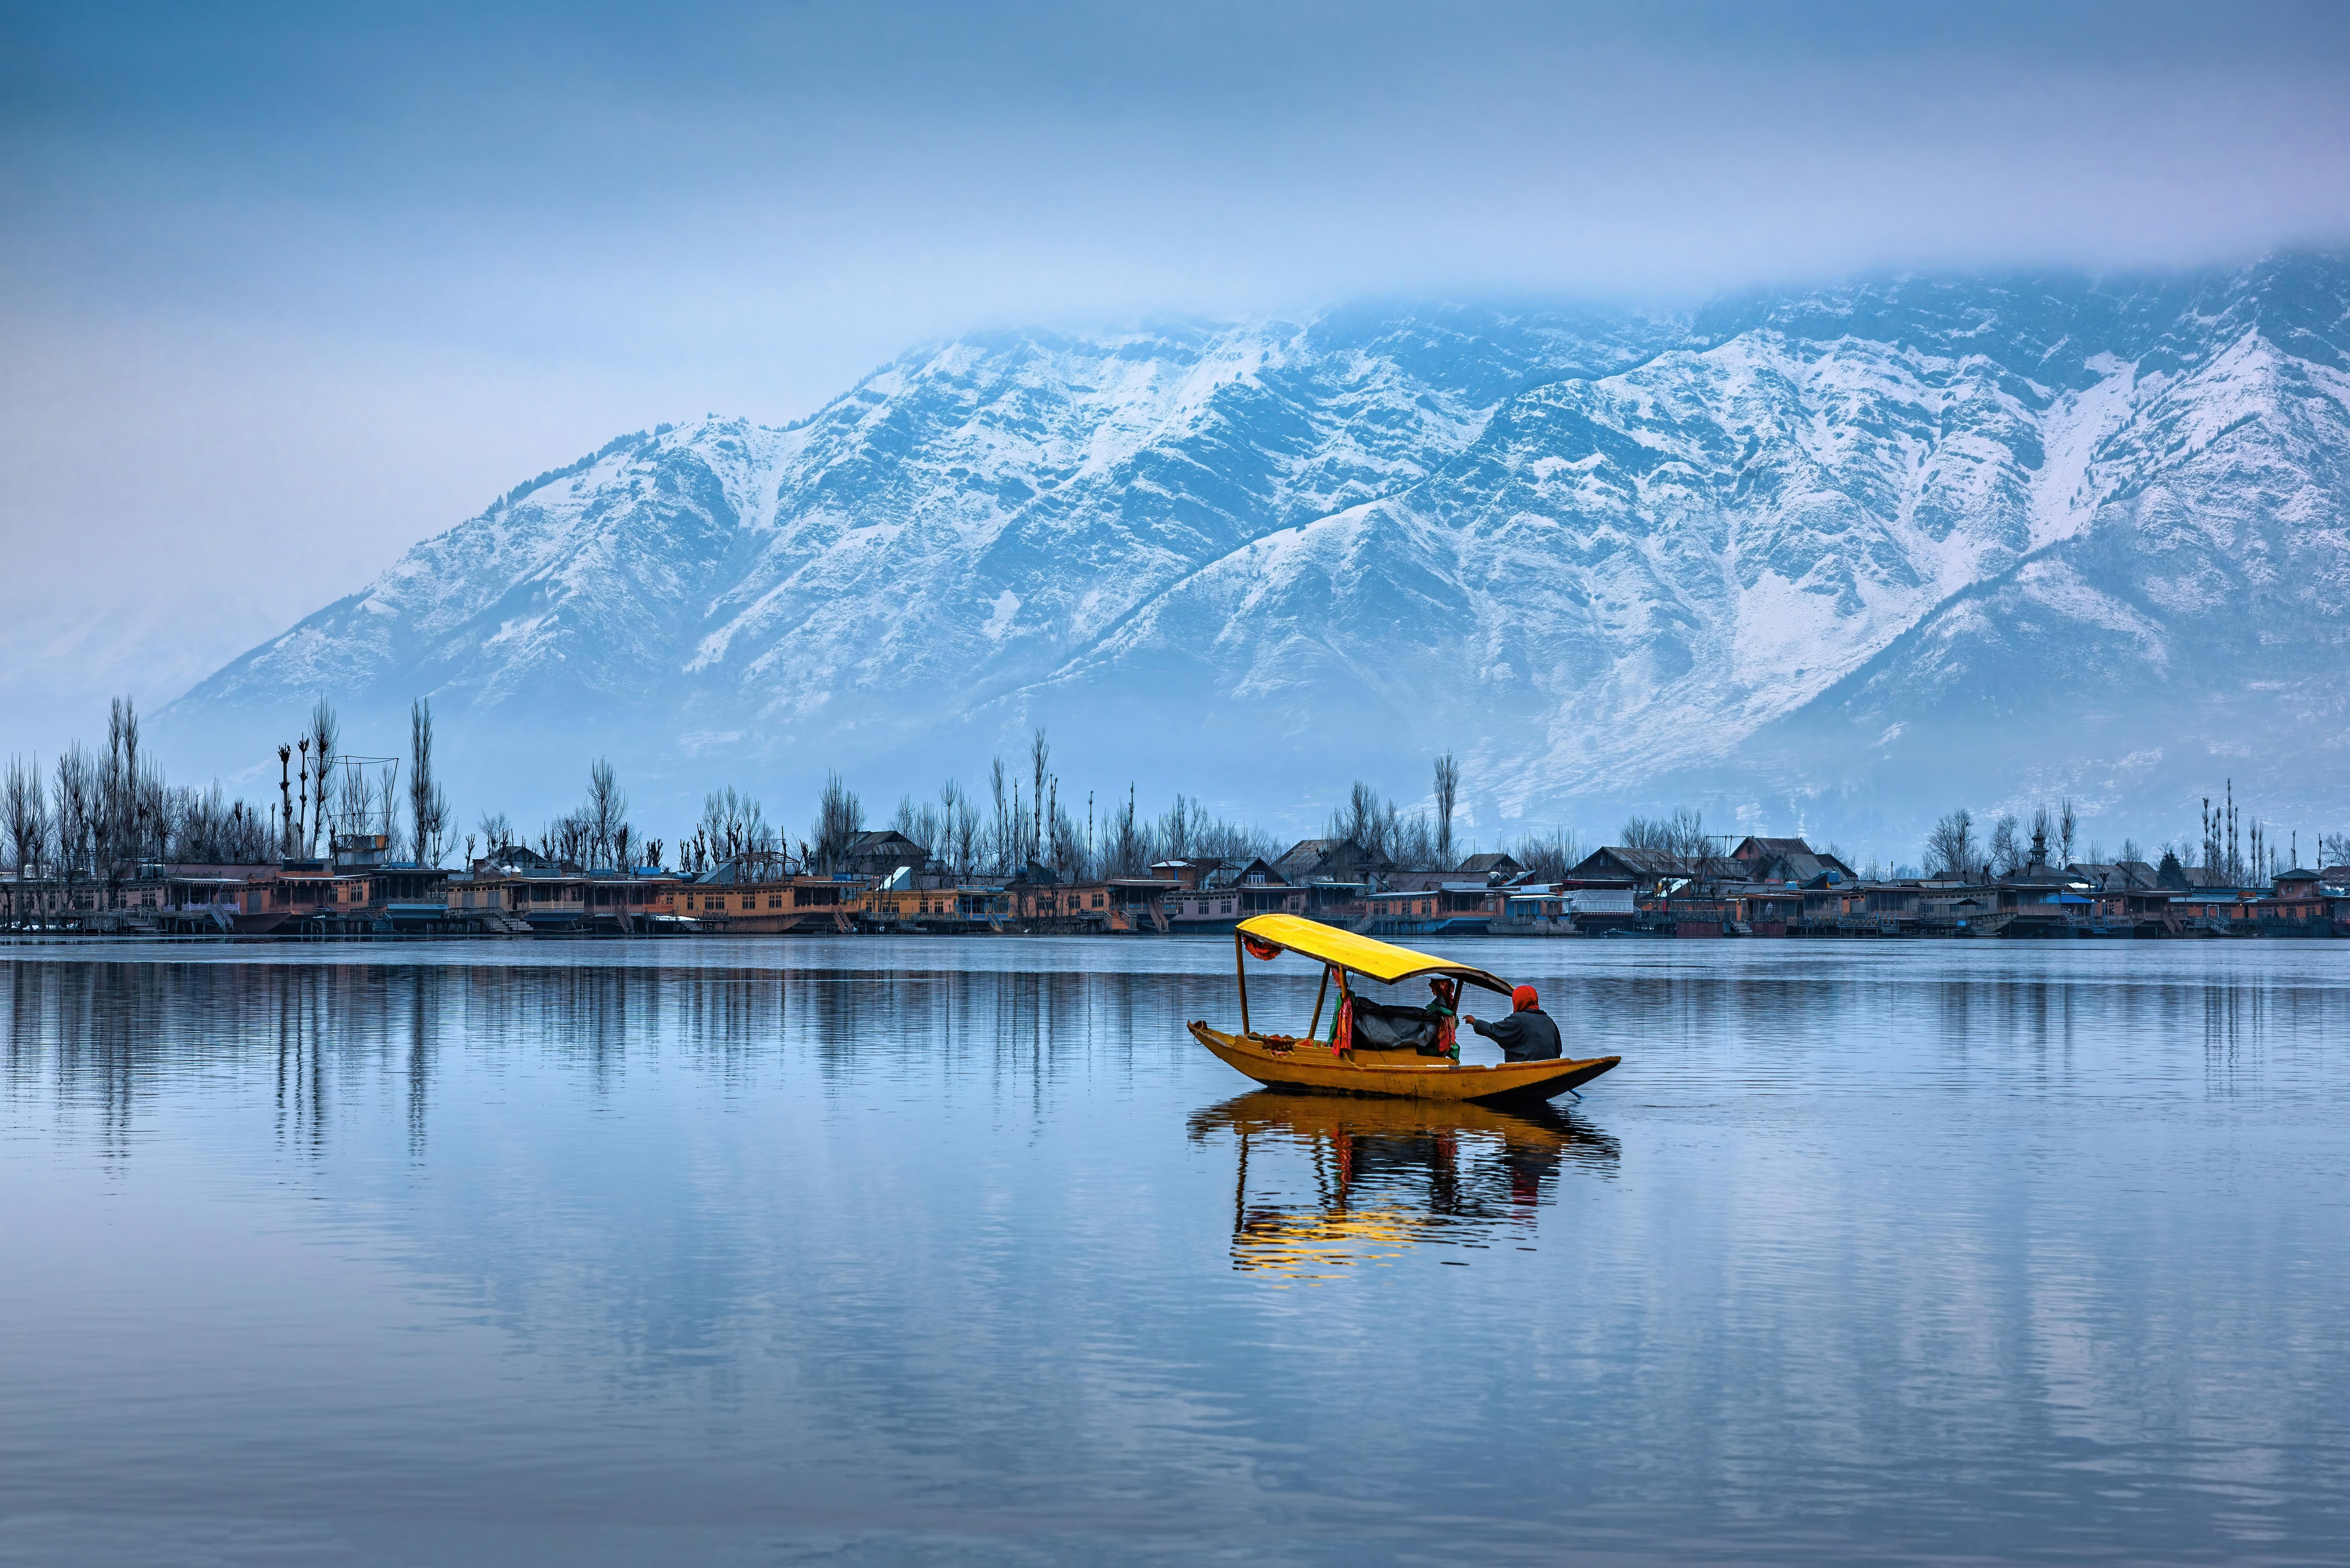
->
[1189,1022,1618,1104]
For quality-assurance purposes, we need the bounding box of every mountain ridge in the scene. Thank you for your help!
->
[158,258,2350,851]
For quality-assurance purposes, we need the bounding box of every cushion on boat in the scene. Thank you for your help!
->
[1343,996,1449,1053]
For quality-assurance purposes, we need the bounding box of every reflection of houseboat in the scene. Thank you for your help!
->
[1186,1091,1618,1280]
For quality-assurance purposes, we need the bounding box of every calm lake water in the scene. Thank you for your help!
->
[2,938,2346,1565]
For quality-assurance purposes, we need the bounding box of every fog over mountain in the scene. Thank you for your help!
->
[157,254,2350,854]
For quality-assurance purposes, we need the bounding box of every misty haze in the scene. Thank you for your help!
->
[5,5,2349,1566]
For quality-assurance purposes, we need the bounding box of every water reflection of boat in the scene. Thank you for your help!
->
[1186,1091,1621,1281]
[1193,914,1621,1102]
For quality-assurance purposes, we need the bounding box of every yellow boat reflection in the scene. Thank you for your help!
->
[1186,1091,1620,1283]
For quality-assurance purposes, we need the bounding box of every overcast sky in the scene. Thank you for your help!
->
[4,0,2347,758]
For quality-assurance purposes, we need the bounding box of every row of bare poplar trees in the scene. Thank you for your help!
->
[9,697,1690,915]
[1,699,280,916]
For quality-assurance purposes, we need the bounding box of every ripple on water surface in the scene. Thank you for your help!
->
[2,937,2347,1566]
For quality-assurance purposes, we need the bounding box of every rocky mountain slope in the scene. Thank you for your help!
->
[161,258,2350,849]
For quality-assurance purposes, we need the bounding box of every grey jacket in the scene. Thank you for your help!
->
[1470,1007,1562,1062]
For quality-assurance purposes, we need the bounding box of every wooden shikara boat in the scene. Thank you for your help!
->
[1192,913,1619,1104]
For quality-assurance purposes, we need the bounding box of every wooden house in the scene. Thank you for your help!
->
[1361,881,1498,937]
[659,861,864,933]
[1730,836,1856,885]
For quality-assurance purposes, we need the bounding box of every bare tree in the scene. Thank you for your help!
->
[1513,825,1582,880]
[3,754,48,928]
[1925,809,1977,879]
[307,701,339,855]
[697,786,769,865]
[1188,808,1274,865]
[1048,792,1086,877]
[476,810,512,858]
[1988,813,2021,875]
[1166,791,1198,860]
[582,757,627,869]
[165,780,267,864]
[953,790,979,879]
[939,779,975,879]
[1621,807,1708,861]
[1392,809,1436,870]
[275,743,298,855]
[987,756,1010,873]
[294,737,311,851]
[1433,753,1460,869]
[339,767,375,852]
[1329,780,1385,855]
[1666,807,1708,862]
[698,793,728,862]
[376,761,400,855]
[96,696,144,905]
[409,699,451,867]
[52,744,97,916]
[1104,783,1145,878]
[2058,798,2078,865]
[1029,729,1050,866]
[550,809,589,867]
[812,774,862,872]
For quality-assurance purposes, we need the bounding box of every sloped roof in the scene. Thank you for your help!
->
[1748,849,1826,882]
[1274,837,1392,879]
[1735,836,1812,857]
[1570,846,1692,879]
[1204,857,1283,889]
[2069,861,2164,890]
[1735,837,1856,879]
[694,855,796,884]
[1456,852,1523,875]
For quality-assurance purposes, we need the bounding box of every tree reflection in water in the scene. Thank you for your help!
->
[1187,1091,1620,1284]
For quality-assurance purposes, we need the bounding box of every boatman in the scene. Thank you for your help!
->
[1463,985,1562,1062]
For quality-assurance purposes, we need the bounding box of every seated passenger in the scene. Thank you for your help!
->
[1463,985,1562,1062]
[1424,978,1461,1060]
[1423,977,1458,1020]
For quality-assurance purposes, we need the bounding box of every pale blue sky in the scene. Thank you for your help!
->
[4,0,2347,757]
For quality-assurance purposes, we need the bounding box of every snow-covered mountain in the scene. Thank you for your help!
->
[160,259,2350,850]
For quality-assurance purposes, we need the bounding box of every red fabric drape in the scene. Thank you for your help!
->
[1242,935,1282,961]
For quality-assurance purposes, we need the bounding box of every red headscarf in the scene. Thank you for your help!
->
[1511,985,1539,1012]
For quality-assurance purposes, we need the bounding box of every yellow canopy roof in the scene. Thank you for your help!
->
[1236,914,1514,995]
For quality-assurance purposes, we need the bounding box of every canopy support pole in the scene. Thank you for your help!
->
[1234,931,1251,1037]
[1308,964,1330,1040]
